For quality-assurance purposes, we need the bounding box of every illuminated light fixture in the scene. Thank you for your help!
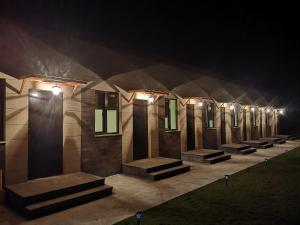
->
[52,85,61,95]
[136,92,155,103]
[229,105,234,110]
[198,102,203,107]
[148,96,154,103]
[266,108,270,113]
[251,107,255,112]
[31,92,39,97]
[244,106,248,109]
[279,109,284,115]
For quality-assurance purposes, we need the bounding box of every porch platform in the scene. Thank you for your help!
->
[241,140,273,149]
[275,134,297,140]
[260,137,286,144]
[218,144,256,154]
[5,172,112,219]
[122,157,190,180]
[181,149,231,164]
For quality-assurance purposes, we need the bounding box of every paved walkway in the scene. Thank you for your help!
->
[0,140,299,225]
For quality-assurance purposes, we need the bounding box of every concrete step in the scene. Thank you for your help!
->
[5,172,105,206]
[219,144,251,153]
[260,143,273,149]
[24,185,113,219]
[240,147,256,155]
[181,150,224,162]
[276,140,286,144]
[205,154,231,164]
[149,165,190,181]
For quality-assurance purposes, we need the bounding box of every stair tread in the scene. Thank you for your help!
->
[149,165,190,176]
[6,172,104,198]
[26,185,112,211]
[206,154,231,161]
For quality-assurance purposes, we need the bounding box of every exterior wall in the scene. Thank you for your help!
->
[262,109,267,137]
[0,72,82,185]
[179,100,187,152]
[158,96,181,159]
[81,82,122,177]
[148,102,159,158]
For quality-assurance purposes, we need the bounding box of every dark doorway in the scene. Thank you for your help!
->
[133,99,148,160]
[259,111,263,137]
[243,109,247,140]
[220,107,226,144]
[0,79,5,141]
[28,89,63,179]
[186,104,195,150]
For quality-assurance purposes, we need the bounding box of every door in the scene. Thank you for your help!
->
[220,107,226,144]
[243,109,247,140]
[186,104,195,150]
[28,89,63,179]
[133,99,148,160]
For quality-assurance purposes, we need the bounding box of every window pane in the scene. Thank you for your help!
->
[95,109,103,132]
[169,99,177,130]
[165,117,168,129]
[107,92,118,109]
[107,109,117,133]
[206,103,214,128]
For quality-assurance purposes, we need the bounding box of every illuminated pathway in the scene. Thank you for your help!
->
[1,141,299,225]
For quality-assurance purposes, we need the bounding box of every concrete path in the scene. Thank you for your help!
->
[0,140,299,225]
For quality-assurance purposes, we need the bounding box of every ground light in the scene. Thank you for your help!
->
[224,175,229,186]
[135,211,142,225]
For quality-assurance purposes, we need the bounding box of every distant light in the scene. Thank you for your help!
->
[31,92,39,97]
[52,86,61,95]
[266,109,270,113]
[229,105,234,110]
[279,109,284,115]
[198,102,203,107]
[148,96,154,103]
[251,107,255,112]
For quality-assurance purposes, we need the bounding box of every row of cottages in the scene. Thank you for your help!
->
[0,63,287,218]
[0,64,282,185]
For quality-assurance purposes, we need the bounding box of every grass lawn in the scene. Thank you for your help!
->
[115,147,300,225]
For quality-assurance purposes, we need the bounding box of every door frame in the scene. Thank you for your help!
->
[186,104,195,150]
[28,89,63,179]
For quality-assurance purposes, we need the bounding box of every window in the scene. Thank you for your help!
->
[165,99,178,130]
[231,105,239,127]
[206,102,215,128]
[95,91,119,134]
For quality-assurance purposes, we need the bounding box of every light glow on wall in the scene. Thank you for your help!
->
[279,109,284,115]
[251,107,255,112]
[229,104,234,110]
[198,102,203,107]
[136,92,155,103]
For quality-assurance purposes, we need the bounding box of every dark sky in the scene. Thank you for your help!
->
[1,1,300,107]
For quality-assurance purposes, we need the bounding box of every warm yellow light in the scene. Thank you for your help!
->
[251,107,255,112]
[198,102,203,107]
[136,92,154,103]
[244,106,248,109]
[229,105,234,110]
[279,109,284,115]
[266,108,270,113]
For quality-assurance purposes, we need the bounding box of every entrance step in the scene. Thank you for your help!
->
[5,172,112,219]
[122,157,190,180]
[260,137,286,144]
[25,185,112,219]
[205,154,231,164]
[149,165,190,181]
[240,147,257,155]
[241,140,273,149]
[275,134,297,140]
[219,144,256,154]
[181,149,231,164]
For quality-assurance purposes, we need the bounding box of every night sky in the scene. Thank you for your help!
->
[1,1,300,107]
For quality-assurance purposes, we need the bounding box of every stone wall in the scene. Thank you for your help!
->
[81,89,122,177]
